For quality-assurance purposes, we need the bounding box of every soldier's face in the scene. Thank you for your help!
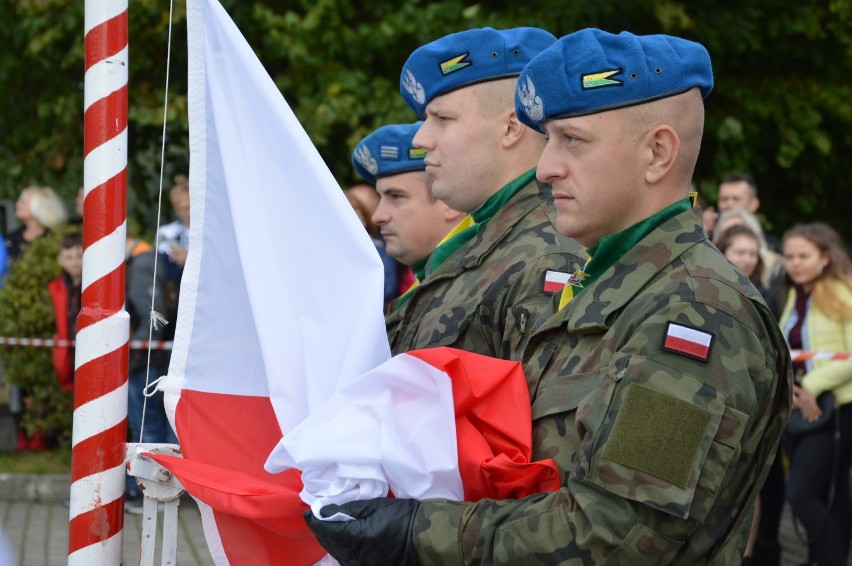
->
[413,86,504,213]
[537,110,645,247]
[374,172,454,266]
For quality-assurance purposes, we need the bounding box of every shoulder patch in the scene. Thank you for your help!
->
[603,383,711,489]
[662,322,714,362]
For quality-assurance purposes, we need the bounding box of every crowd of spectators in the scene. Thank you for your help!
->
[1,179,188,512]
[702,173,852,566]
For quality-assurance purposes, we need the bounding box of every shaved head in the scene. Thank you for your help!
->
[623,88,705,188]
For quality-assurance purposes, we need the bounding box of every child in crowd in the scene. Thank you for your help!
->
[48,232,83,393]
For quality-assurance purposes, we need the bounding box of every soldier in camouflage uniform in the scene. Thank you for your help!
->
[388,27,587,360]
[306,29,792,565]
[350,122,466,344]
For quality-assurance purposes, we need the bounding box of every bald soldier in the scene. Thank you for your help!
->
[351,122,465,341]
[387,27,586,361]
[306,29,791,565]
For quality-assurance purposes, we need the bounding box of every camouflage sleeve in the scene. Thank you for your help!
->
[412,298,787,565]
[487,251,585,361]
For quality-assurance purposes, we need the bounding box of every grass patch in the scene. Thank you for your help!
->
[0,448,71,474]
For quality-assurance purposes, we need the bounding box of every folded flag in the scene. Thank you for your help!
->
[153,347,561,565]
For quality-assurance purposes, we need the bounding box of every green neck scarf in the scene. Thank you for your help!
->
[559,197,691,309]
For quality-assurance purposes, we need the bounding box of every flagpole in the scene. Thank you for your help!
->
[70,1,130,563]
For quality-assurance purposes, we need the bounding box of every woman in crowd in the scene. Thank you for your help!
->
[5,185,69,261]
[714,207,784,291]
[4,185,69,450]
[780,222,852,566]
[716,224,778,316]
[726,223,783,564]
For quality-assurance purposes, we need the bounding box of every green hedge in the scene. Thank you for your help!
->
[0,230,74,447]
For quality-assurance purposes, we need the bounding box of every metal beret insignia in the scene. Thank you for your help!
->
[353,145,379,175]
[402,69,426,105]
[518,76,544,122]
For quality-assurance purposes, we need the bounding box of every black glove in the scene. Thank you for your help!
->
[304,497,421,566]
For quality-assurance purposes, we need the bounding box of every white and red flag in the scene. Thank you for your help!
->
[662,322,714,361]
[153,1,560,564]
[157,0,387,562]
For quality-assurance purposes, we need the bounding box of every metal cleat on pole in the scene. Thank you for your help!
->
[126,444,185,566]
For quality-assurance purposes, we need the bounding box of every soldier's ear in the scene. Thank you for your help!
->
[643,125,679,185]
[501,111,525,149]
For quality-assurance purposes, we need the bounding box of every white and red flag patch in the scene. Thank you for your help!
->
[662,322,714,362]
[542,270,571,293]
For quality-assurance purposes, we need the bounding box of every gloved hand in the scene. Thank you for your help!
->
[304,497,421,566]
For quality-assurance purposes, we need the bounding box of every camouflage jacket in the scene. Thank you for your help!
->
[385,299,404,348]
[389,178,586,360]
[413,207,792,565]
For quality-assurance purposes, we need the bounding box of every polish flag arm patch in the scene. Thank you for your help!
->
[662,322,714,362]
[542,270,571,293]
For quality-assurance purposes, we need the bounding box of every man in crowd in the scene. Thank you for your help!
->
[351,122,466,341]
[717,171,781,251]
[717,172,760,214]
[307,28,791,565]
[157,175,191,334]
[389,26,586,361]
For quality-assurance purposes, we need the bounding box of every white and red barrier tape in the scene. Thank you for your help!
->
[788,350,852,362]
[0,337,172,349]
[1,338,845,361]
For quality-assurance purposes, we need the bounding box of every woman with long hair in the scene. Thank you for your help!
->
[780,222,852,566]
[716,224,779,316]
[714,206,785,290]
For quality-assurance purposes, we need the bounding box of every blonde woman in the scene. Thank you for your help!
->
[5,186,69,260]
[781,222,852,566]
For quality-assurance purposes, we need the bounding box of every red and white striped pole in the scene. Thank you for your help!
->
[70,1,129,563]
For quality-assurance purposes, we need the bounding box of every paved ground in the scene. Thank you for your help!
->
[0,475,850,565]
[1,495,213,565]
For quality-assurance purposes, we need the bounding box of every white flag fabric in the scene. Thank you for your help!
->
[265,352,464,517]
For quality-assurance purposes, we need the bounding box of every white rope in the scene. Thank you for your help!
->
[139,0,176,443]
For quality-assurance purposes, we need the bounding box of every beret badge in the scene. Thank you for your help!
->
[353,145,378,176]
[402,69,426,105]
[517,76,544,122]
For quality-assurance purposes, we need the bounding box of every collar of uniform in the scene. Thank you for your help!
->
[411,255,429,283]
[562,203,705,333]
[426,170,542,277]
[391,255,431,312]
[582,197,691,289]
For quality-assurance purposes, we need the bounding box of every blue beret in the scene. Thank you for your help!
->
[352,122,426,185]
[400,27,557,118]
[516,29,713,131]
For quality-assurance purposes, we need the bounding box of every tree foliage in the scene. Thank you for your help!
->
[0,0,849,242]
